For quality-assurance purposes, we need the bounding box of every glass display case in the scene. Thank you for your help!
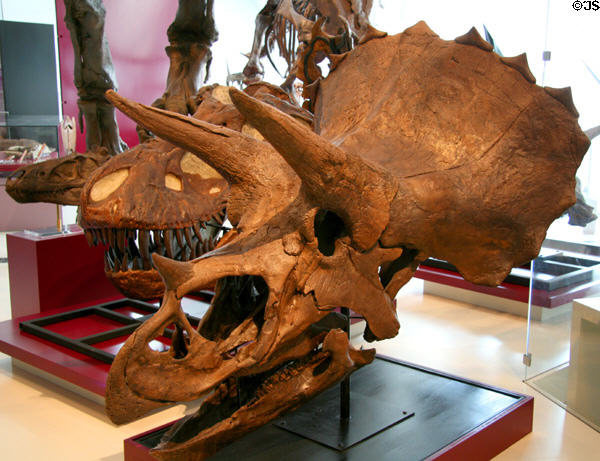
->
[0,19,60,174]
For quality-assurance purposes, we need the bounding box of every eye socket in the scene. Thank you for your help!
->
[314,210,347,256]
[90,168,129,201]
[165,173,183,191]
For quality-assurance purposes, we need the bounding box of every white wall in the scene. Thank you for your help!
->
[0,0,56,24]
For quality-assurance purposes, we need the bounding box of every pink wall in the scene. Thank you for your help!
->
[55,0,178,151]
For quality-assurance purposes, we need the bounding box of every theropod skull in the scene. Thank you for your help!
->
[104,22,589,460]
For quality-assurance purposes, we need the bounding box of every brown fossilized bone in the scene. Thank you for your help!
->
[64,0,127,154]
[104,21,588,460]
[242,0,377,93]
[6,148,111,205]
[137,0,218,142]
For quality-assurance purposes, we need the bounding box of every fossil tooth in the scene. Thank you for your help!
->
[175,228,185,251]
[184,227,194,250]
[117,229,126,253]
[190,240,198,259]
[153,230,164,255]
[139,230,151,270]
[213,212,224,225]
[192,222,203,240]
[110,247,119,273]
[100,228,109,245]
[164,229,174,259]
[128,228,137,240]
[84,229,94,247]
[108,228,116,249]
[103,252,110,272]
[90,229,99,245]
[132,256,141,271]
[121,251,129,272]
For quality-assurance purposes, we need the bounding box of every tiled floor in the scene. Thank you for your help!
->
[0,232,599,460]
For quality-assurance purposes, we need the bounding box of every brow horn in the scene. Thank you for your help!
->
[229,87,397,250]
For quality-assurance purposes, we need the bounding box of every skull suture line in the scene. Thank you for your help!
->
[104,23,589,460]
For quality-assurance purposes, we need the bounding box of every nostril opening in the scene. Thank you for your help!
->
[314,209,346,256]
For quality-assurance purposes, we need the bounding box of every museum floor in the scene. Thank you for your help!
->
[0,232,599,460]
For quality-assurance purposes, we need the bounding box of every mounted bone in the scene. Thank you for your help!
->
[328,51,349,72]
[276,0,314,42]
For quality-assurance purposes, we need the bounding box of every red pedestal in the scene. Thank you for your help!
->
[415,265,600,308]
[123,357,534,461]
[7,228,122,317]
[0,296,210,396]
[0,305,112,396]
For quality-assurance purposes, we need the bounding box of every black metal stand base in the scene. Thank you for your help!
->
[275,387,414,450]
[128,356,533,461]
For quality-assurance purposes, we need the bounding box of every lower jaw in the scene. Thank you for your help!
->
[150,329,375,461]
[105,269,164,300]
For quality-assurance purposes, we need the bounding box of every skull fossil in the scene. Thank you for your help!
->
[104,22,589,460]
[5,148,112,206]
[78,138,228,299]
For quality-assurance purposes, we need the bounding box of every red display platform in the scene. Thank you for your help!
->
[123,357,533,461]
[0,296,211,396]
[0,303,112,396]
[415,265,600,308]
[7,227,122,317]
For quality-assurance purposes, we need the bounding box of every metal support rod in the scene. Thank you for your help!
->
[56,204,63,232]
[340,307,350,420]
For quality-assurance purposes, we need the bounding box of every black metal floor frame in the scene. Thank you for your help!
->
[19,298,205,364]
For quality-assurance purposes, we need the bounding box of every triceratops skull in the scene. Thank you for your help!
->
[104,22,589,460]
